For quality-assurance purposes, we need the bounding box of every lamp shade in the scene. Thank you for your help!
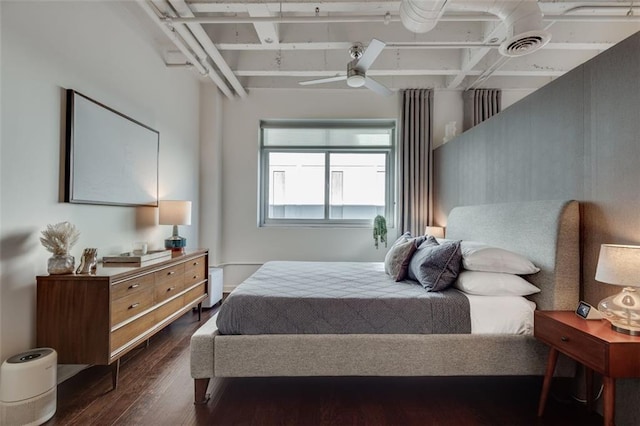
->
[424,226,445,239]
[159,200,192,226]
[595,244,640,288]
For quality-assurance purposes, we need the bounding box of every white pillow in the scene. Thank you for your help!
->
[438,239,540,274]
[454,271,541,296]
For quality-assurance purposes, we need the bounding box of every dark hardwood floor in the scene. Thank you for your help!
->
[51,308,603,425]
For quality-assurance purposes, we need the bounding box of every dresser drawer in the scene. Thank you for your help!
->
[111,287,154,326]
[154,264,184,302]
[111,273,154,301]
[184,258,206,287]
[535,314,606,370]
[184,283,206,305]
[155,296,185,324]
[110,311,156,353]
[154,279,184,304]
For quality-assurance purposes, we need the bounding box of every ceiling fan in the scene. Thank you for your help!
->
[299,39,393,96]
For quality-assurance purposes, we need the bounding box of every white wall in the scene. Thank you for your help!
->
[211,89,399,289]
[0,1,201,364]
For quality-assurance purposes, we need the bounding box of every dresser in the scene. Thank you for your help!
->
[36,249,208,388]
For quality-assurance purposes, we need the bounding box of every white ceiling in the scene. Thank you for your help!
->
[128,0,640,99]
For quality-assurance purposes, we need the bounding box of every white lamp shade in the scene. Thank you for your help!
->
[595,244,640,287]
[159,200,192,226]
[424,226,445,239]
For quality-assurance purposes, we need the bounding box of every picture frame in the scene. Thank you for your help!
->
[64,89,159,207]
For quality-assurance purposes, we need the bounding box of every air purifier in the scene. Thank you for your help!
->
[0,348,57,426]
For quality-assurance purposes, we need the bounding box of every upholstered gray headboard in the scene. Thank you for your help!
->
[445,200,580,311]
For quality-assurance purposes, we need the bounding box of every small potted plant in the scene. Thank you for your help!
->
[373,215,387,249]
[40,222,80,274]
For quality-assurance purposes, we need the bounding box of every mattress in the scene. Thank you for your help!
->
[216,261,471,335]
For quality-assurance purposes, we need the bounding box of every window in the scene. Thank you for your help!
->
[260,120,395,227]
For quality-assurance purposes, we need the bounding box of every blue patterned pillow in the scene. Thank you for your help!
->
[408,237,462,291]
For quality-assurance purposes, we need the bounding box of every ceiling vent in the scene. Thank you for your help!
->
[499,30,550,57]
[400,0,551,57]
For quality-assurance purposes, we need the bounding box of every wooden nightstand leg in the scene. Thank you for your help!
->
[603,376,616,426]
[538,347,559,417]
[198,302,202,321]
[585,367,594,411]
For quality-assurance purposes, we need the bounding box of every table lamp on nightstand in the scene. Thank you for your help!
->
[159,200,191,255]
[595,244,640,336]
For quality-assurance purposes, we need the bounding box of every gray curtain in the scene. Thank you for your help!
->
[399,89,433,236]
[463,89,501,131]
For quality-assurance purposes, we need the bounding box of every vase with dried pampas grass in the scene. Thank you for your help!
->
[40,222,80,274]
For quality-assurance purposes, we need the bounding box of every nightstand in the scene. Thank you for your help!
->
[534,310,640,426]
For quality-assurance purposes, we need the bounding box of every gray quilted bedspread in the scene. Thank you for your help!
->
[216,261,471,335]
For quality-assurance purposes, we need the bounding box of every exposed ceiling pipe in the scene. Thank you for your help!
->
[400,0,551,57]
[167,0,248,98]
[399,0,448,33]
[166,13,640,25]
[138,1,234,99]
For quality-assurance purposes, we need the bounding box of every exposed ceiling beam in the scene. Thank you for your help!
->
[246,3,280,46]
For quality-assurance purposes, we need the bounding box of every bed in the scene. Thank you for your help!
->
[190,199,579,403]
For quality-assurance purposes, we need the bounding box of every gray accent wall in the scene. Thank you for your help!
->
[434,31,640,424]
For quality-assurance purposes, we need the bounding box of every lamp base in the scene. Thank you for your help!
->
[610,324,640,336]
[597,287,640,336]
[164,236,186,255]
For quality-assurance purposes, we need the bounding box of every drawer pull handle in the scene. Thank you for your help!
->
[128,284,140,289]
[167,286,175,292]
[193,275,198,279]
[561,336,569,342]
[167,271,175,276]
[129,303,140,309]
[193,261,199,266]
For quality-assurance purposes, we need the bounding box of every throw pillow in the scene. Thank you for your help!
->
[384,239,418,281]
[408,237,462,291]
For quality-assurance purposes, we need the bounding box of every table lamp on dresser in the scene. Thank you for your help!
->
[159,200,191,255]
[595,244,640,335]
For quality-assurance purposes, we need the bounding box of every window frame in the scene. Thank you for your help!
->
[259,120,396,228]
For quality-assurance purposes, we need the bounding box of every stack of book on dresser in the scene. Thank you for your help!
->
[102,250,172,267]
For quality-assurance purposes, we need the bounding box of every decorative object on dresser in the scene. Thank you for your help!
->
[595,244,640,335]
[37,249,208,389]
[159,200,192,254]
[75,248,98,274]
[535,310,640,426]
[102,249,171,266]
[39,222,80,275]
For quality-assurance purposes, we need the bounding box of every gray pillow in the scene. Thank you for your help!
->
[408,237,462,291]
[384,238,418,281]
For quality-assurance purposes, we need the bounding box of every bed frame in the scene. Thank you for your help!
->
[190,200,580,403]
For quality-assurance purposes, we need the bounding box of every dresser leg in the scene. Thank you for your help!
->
[603,376,616,426]
[198,302,202,321]
[538,348,559,417]
[111,359,120,390]
[194,378,210,404]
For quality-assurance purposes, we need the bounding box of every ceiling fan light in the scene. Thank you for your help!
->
[347,74,366,88]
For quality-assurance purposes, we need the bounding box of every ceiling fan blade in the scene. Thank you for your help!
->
[355,39,385,72]
[363,77,393,96]
[299,75,347,86]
